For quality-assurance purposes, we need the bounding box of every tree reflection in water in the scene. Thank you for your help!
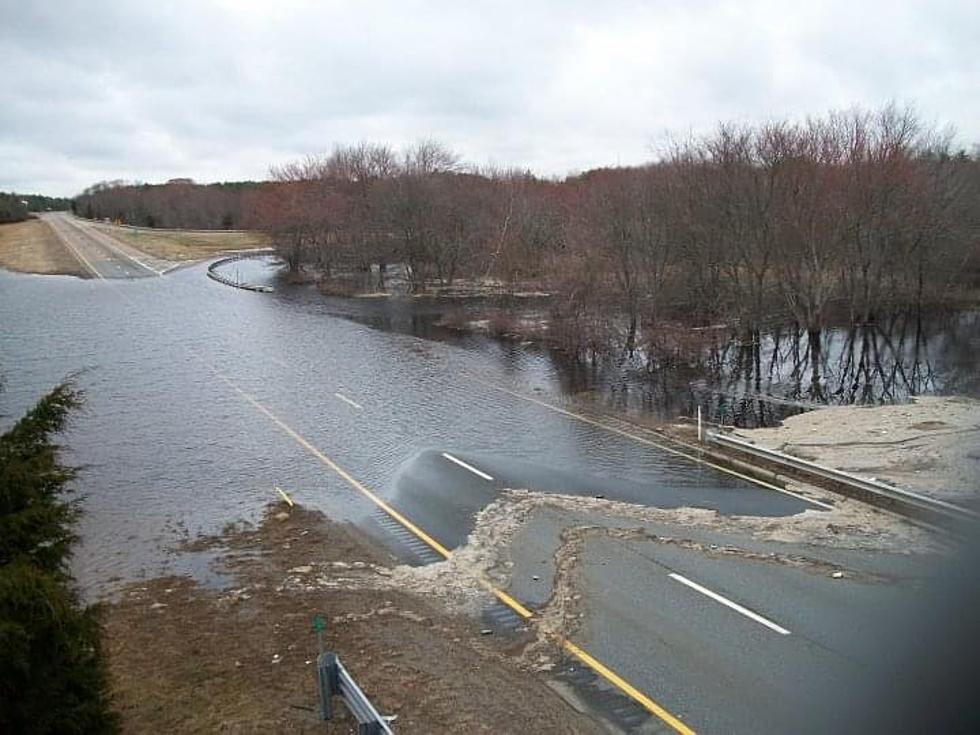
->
[550,309,980,428]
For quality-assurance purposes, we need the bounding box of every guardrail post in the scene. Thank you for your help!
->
[317,652,339,721]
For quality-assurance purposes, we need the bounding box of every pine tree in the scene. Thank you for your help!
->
[0,383,118,733]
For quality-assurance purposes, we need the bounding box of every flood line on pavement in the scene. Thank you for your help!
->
[64,216,164,276]
[47,216,103,279]
[473,377,834,511]
[76,262,697,733]
[211,367,696,735]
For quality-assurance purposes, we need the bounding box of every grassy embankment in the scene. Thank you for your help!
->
[90,222,269,261]
[0,218,87,277]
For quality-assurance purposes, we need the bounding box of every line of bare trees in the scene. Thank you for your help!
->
[240,140,567,294]
[74,179,260,229]
[560,108,979,355]
[75,106,980,360]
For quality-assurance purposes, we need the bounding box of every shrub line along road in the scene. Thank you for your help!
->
[36,229,939,734]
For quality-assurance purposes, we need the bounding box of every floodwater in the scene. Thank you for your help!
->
[268,261,980,429]
[0,258,973,597]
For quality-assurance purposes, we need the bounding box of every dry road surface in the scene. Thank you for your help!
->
[40,211,172,279]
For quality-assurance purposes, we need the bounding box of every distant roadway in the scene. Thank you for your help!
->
[41,212,169,279]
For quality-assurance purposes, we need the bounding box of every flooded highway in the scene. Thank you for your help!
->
[0,259,811,590]
[0,259,959,733]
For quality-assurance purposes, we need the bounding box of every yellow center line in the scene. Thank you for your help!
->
[276,485,295,507]
[472,377,829,508]
[72,218,165,276]
[563,640,696,735]
[211,368,693,733]
[214,371,453,558]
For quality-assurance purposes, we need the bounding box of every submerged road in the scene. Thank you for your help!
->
[210,354,932,735]
[0,259,950,734]
[41,212,168,279]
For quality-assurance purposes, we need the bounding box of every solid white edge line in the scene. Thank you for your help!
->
[45,216,103,279]
[441,452,494,481]
[473,378,835,511]
[334,392,363,410]
[669,572,791,635]
[67,216,165,276]
[81,220,165,275]
[59,231,103,279]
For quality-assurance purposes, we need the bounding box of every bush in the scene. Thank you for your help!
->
[0,383,118,733]
[0,193,29,224]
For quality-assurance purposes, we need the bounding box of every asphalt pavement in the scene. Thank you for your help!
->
[3,246,952,734]
[382,444,939,733]
[228,371,941,734]
[41,212,166,279]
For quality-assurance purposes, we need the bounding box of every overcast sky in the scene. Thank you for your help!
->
[1,1,977,197]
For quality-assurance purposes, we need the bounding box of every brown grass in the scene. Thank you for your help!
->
[103,503,601,733]
[0,219,88,277]
[90,223,270,262]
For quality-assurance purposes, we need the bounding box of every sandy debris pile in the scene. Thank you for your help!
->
[736,396,980,506]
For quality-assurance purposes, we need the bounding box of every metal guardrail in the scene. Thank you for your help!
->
[706,430,979,532]
[206,252,275,292]
[318,652,394,734]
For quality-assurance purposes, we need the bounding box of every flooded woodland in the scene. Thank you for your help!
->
[81,107,980,433]
[305,282,980,428]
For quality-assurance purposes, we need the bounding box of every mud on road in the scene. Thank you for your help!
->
[102,503,603,734]
[101,472,943,732]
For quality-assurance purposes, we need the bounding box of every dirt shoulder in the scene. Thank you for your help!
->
[0,218,89,277]
[733,396,980,507]
[89,221,269,261]
[102,503,602,734]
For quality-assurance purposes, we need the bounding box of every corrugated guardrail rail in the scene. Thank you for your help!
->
[317,652,394,734]
[206,251,275,293]
[706,430,979,534]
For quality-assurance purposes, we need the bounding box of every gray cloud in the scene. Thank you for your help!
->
[1,0,977,196]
